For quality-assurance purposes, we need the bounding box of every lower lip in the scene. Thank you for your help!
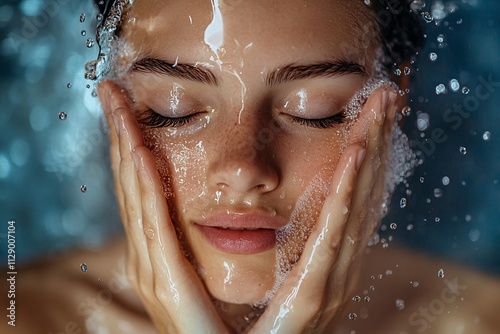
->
[196,225,276,254]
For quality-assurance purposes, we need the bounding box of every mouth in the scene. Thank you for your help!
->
[194,210,286,254]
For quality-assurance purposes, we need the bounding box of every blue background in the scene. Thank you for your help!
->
[0,0,499,275]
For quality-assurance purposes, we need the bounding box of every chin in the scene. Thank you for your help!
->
[192,249,278,305]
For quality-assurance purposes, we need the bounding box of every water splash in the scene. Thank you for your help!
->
[204,0,224,57]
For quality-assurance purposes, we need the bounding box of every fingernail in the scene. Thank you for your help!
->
[131,149,140,170]
[355,148,366,172]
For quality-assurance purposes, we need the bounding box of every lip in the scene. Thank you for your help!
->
[194,210,287,254]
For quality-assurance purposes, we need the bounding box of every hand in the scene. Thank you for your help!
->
[98,81,229,334]
[98,81,396,334]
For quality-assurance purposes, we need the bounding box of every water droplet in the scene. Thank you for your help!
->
[456,18,463,24]
[437,34,445,43]
[96,13,104,21]
[411,281,419,287]
[435,83,446,95]
[80,13,86,23]
[80,263,88,272]
[390,223,397,230]
[66,82,72,88]
[449,79,460,92]
[364,0,371,5]
[429,52,438,61]
[369,285,375,291]
[394,68,402,76]
[406,224,414,231]
[386,270,393,276]
[417,113,430,131]
[81,30,86,36]
[98,277,102,282]
[400,197,407,208]
[419,177,425,183]
[352,295,361,302]
[364,296,371,302]
[378,274,383,279]
[348,312,357,320]
[91,89,98,98]
[401,106,411,117]
[482,131,491,141]
[442,176,450,186]
[437,268,445,278]
[145,228,155,240]
[421,12,434,23]
[462,87,470,94]
[459,146,467,155]
[469,229,480,242]
[86,84,91,89]
[465,214,472,222]
[434,188,443,198]
[404,67,411,75]
[80,185,87,193]
[58,112,67,121]
[434,217,441,222]
[86,38,94,48]
[396,299,406,310]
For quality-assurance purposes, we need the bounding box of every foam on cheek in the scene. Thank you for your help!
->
[252,172,331,309]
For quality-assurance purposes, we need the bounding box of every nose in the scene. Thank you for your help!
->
[209,137,279,195]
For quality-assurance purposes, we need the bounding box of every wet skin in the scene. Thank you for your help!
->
[98,0,401,332]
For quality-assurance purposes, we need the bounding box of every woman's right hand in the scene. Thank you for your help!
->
[98,81,229,334]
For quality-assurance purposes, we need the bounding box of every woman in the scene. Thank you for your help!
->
[2,0,499,333]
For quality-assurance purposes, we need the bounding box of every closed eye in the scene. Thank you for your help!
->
[288,110,346,129]
[138,109,201,128]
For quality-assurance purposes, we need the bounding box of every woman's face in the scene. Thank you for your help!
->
[117,0,380,305]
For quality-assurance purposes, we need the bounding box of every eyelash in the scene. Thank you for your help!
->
[139,109,200,128]
[289,110,346,129]
[139,108,346,129]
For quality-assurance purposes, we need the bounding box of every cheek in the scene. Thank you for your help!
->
[141,128,209,216]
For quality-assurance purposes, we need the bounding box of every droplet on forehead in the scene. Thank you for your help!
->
[80,263,88,272]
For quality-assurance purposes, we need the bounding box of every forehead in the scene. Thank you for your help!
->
[121,0,378,66]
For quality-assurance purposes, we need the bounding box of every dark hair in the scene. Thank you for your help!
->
[371,0,425,69]
[93,0,424,69]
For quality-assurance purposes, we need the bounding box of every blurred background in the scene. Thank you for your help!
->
[0,0,499,275]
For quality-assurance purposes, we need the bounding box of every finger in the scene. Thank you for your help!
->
[132,145,227,332]
[109,90,152,289]
[98,81,138,276]
[341,88,393,252]
[252,143,364,333]
[331,88,397,297]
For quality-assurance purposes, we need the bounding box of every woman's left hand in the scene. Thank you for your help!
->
[250,87,398,333]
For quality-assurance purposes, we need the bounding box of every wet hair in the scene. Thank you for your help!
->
[93,0,424,70]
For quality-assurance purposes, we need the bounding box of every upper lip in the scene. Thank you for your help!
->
[194,209,288,230]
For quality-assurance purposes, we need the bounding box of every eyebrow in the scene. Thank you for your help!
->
[130,57,220,86]
[265,60,367,86]
[130,57,366,87]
